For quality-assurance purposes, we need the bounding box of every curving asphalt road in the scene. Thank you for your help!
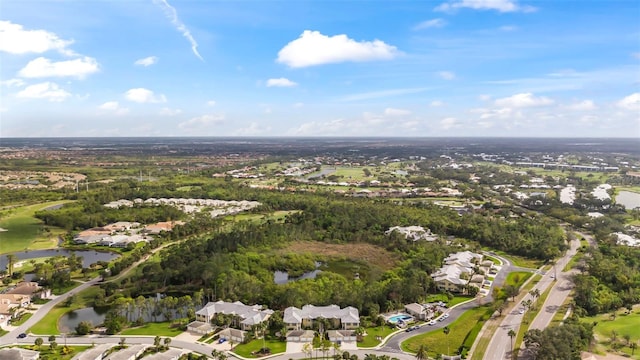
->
[483,236,581,360]
[379,251,523,356]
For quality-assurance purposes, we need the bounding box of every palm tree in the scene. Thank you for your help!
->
[119,337,126,347]
[507,329,516,358]
[164,337,171,348]
[443,326,450,355]
[631,342,637,355]
[303,342,313,360]
[6,254,17,276]
[415,344,428,360]
[34,337,43,350]
[154,335,161,349]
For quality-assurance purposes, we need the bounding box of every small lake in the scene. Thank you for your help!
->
[274,262,322,284]
[59,305,182,333]
[308,168,335,180]
[0,249,120,271]
[616,191,640,210]
[59,307,108,333]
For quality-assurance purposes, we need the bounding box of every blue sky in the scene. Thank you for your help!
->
[1,0,639,137]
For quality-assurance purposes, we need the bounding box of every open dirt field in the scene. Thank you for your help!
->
[282,241,399,270]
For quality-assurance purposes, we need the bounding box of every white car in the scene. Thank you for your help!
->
[428,320,437,326]
[519,309,525,314]
[443,313,450,319]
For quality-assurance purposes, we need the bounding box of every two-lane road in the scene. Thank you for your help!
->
[482,236,580,360]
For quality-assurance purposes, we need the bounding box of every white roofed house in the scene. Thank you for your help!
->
[431,251,485,294]
[283,304,360,331]
[189,300,273,342]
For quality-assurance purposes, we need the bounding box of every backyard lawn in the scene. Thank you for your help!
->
[120,322,184,336]
[232,339,286,358]
[0,200,72,254]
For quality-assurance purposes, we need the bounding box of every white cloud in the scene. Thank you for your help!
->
[159,107,182,116]
[632,52,640,60]
[266,77,298,87]
[152,0,203,61]
[435,0,536,13]
[413,18,447,30]
[340,87,429,102]
[0,20,75,55]
[293,102,304,108]
[494,93,553,107]
[440,117,460,130]
[617,93,640,111]
[437,71,456,80]
[277,30,400,68]
[134,56,158,66]
[206,100,217,107]
[18,57,99,79]
[499,25,518,32]
[384,108,411,116]
[430,100,445,107]
[16,82,70,102]
[98,101,129,115]
[566,100,597,111]
[234,122,272,136]
[178,114,224,130]
[1,79,26,87]
[125,88,167,103]
[288,118,347,136]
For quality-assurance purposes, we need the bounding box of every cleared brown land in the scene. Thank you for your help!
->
[282,241,399,270]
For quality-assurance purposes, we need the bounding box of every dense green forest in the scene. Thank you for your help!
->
[36,180,564,313]
[573,238,640,315]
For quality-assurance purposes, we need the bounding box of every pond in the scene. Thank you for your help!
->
[0,249,120,271]
[616,190,640,210]
[59,304,182,333]
[274,262,322,284]
[59,307,108,333]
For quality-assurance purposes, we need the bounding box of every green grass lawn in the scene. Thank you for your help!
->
[29,285,103,335]
[232,339,286,358]
[490,251,543,269]
[402,305,491,357]
[52,281,82,296]
[505,272,532,288]
[358,326,397,348]
[0,200,71,254]
[10,312,32,326]
[11,345,89,360]
[424,294,473,307]
[120,322,184,336]
[29,306,70,335]
[582,309,640,358]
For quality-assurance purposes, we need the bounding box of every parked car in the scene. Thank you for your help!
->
[519,309,525,314]
[428,320,437,326]
[17,333,27,339]
[443,313,450,319]
[218,338,227,344]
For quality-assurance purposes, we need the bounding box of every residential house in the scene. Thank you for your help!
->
[404,303,432,321]
[283,304,360,331]
[0,294,31,308]
[285,330,315,343]
[142,348,184,360]
[385,226,438,242]
[186,321,214,335]
[71,344,113,360]
[0,348,40,360]
[431,251,484,294]
[7,281,51,300]
[194,300,273,331]
[103,345,147,360]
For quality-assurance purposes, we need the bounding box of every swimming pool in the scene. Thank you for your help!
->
[388,314,413,323]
